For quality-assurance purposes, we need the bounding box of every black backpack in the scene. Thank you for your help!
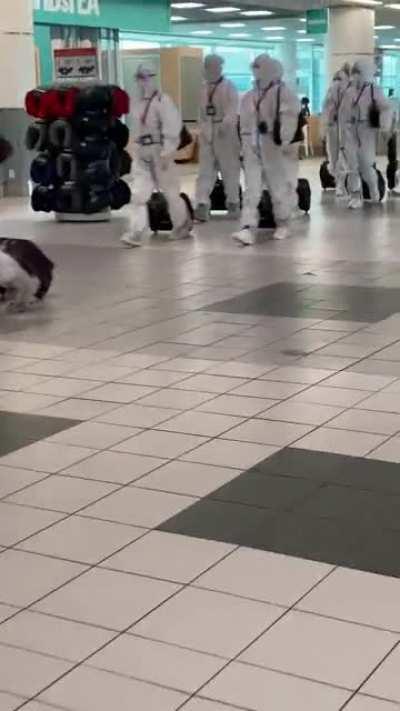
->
[273,85,307,146]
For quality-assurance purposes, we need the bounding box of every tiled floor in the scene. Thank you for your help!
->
[1,161,400,709]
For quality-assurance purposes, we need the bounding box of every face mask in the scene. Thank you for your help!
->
[136,72,156,98]
[204,58,223,83]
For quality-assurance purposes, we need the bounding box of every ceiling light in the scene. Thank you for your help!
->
[386,3,400,7]
[171,15,187,21]
[241,9,273,16]
[262,26,286,30]
[229,32,250,37]
[297,38,314,42]
[265,35,284,40]
[191,29,213,34]
[171,2,204,7]
[351,0,382,4]
[220,21,245,27]
[374,24,395,28]
[205,6,240,12]
[299,18,306,22]
[297,29,306,33]
[379,44,400,48]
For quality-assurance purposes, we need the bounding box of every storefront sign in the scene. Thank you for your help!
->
[54,47,99,79]
[33,1,100,16]
[306,9,328,35]
[33,0,170,32]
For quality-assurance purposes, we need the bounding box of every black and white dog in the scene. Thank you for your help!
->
[0,239,54,312]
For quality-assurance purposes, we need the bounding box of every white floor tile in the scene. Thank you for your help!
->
[197,394,276,417]
[136,460,238,497]
[205,362,273,379]
[81,383,156,403]
[175,374,247,394]
[183,700,244,711]
[0,604,17,624]
[88,634,226,693]
[293,385,370,407]
[8,476,116,514]
[62,451,166,484]
[35,567,179,630]
[182,439,278,469]
[27,377,102,397]
[155,357,218,373]
[0,391,62,414]
[0,502,62,547]
[114,430,208,459]
[121,369,188,387]
[0,644,71,698]
[298,568,400,631]
[323,372,395,391]
[98,402,180,427]
[82,486,195,528]
[38,398,118,421]
[0,372,49,392]
[345,695,400,710]
[363,644,400,702]
[19,515,143,564]
[0,442,95,474]
[241,610,397,689]
[195,549,333,607]
[102,531,233,583]
[356,393,400,414]
[138,388,215,410]
[40,665,187,711]
[202,661,350,710]
[0,549,85,607]
[156,411,243,437]
[294,427,385,457]
[260,367,332,385]
[0,610,114,662]
[258,401,343,425]
[66,363,137,382]
[47,422,139,449]
[368,437,400,462]
[328,410,400,436]
[232,380,306,400]
[222,419,313,447]
[132,587,283,658]
[0,692,25,711]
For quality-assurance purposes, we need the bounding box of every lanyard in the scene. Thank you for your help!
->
[207,76,223,105]
[140,91,159,126]
[353,83,368,108]
[255,81,276,115]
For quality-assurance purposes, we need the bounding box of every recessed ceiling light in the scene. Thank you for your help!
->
[261,26,286,30]
[220,21,245,27]
[351,0,381,5]
[229,32,250,37]
[171,2,204,7]
[386,2,400,7]
[297,38,314,42]
[379,44,399,48]
[266,35,284,40]
[241,9,273,16]
[299,18,306,22]
[297,29,306,34]
[205,6,240,12]
[191,29,213,34]
[171,15,187,21]
[374,24,395,29]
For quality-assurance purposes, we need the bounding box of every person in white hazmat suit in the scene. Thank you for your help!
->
[340,58,392,209]
[121,64,192,247]
[233,54,300,245]
[194,54,241,222]
[321,64,351,198]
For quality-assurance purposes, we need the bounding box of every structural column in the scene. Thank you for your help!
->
[326,6,375,79]
[280,41,297,92]
[0,0,36,196]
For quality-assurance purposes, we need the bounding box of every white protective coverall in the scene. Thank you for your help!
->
[233,54,300,244]
[340,59,392,209]
[321,67,350,197]
[194,54,241,221]
[121,64,191,247]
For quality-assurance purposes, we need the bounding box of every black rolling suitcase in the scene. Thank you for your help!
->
[210,177,242,211]
[362,168,386,201]
[258,190,276,228]
[320,160,336,190]
[297,178,312,213]
[147,191,193,233]
[387,135,398,191]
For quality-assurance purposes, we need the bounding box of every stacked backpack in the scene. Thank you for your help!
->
[25,83,132,216]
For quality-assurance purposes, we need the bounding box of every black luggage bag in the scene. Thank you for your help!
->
[387,135,398,191]
[210,178,242,211]
[320,160,336,190]
[147,192,193,233]
[258,178,311,228]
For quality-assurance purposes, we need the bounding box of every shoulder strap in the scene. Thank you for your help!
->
[140,91,159,126]
[208,76,224,104]
[276,84,281,119]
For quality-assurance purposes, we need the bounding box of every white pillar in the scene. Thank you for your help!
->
[0,0,36,108]
[281,41,297,92]
[326,6,375,80]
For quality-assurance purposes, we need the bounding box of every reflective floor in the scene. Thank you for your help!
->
[1,160,400,710]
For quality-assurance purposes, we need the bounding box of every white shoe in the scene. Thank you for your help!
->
[232,227,256,246]
[291,207,304,220]
[274,225,290,240]
[335,188,346,199]
[194,204,209,222]
[348,196,362,209]
[120,232,142,248]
